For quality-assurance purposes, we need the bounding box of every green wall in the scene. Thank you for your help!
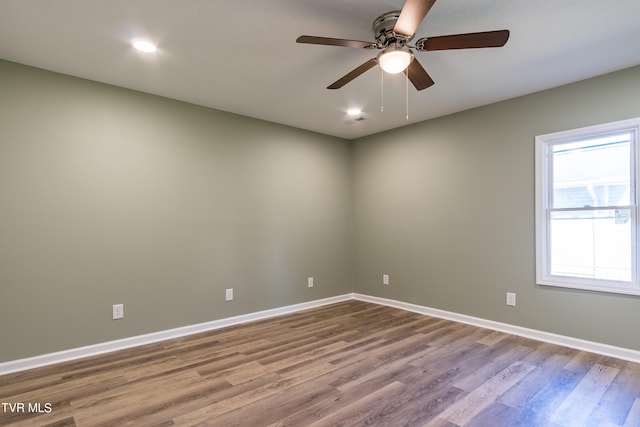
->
[353,65,640,351]
[0,60,353,362]
[2,58,640,363]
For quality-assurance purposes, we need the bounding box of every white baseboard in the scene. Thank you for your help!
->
[3,292,639,376]
[0,294,353,376]
[353,293,640,364]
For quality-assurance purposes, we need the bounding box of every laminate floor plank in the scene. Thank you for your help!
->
[70,370,210,424]
[499,351,575,405]
[451,344,532,391]
[438,361,536,426]
[208,382,337,427]
[588,362,640,426]
[475,330,511,346]
[306,381,406,427]
[122,372,281,427]
[297,336,385,368]
[505,367,585,427]
[356,368,466,426]
[623,398,640,427]
[1,300,640,426]
[549,364,620,427]
[462,402,522,427]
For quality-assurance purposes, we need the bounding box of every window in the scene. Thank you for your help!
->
[535,118,640,295]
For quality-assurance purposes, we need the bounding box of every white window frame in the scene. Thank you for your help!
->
[535,117,640,296]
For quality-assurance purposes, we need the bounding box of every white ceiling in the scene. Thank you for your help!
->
[1,0,640,139]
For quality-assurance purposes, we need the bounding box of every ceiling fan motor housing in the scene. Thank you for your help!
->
[373,11,413,47]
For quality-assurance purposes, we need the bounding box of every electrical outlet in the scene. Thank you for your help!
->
[383,274,390,285]
[506,292,516,307]
[307,277,314,288]
[112,304,124,320]
[225,288,233,301]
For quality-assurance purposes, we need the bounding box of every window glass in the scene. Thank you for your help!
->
[549,209,632,282]
[551,134,631,209]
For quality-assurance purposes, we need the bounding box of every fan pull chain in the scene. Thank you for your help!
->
[405,71,409,121]
[380,67,384,113]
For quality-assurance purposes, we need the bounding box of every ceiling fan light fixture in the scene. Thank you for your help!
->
[132,40,157,53]
[377,46,413,74]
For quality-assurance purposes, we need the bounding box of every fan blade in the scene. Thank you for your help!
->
[296,35,375,49]
[405,59,434,91]
[419,29,510,51]
[394,0,438,37]
[328,58,378,89]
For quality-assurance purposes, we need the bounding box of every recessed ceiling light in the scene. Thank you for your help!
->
[347,108,362,116]
[132,40,157,53]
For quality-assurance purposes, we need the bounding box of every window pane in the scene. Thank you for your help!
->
[549,209,632,282]
[552,134,631,209]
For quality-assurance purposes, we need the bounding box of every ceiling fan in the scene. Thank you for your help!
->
[296,0,510,91]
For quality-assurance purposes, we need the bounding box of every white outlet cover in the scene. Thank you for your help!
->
[112,304,124,320]
[225,288,233,301]
[506,292,516,306]
[307,277,314,288]
[383,274,390,285]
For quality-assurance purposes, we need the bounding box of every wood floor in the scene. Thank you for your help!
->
[1,300,640,427]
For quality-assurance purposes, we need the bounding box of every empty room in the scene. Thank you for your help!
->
[2,0,640,426]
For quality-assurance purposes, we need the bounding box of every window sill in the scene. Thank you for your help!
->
[537,278,640,296]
